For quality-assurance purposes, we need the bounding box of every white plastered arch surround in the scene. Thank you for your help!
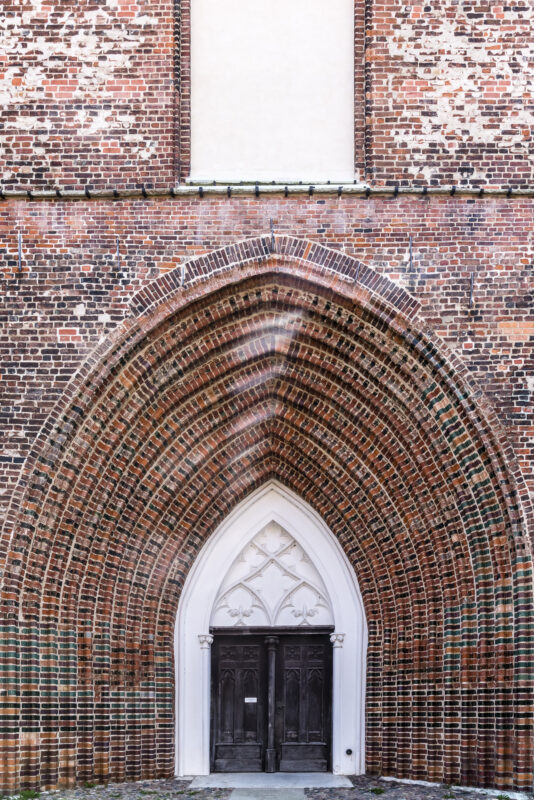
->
[175,481,367,776]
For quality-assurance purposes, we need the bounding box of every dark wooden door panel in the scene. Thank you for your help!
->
[279,744,329,772]
[277,637,332,772]
[211,632,332,773]
[211,637,265,771]
[214,744,263,772]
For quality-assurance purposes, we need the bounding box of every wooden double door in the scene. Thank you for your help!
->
[211,631,332,773]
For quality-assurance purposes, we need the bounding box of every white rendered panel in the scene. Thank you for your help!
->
[190,0,355,182]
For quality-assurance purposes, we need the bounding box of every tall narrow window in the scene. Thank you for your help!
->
[190,0,355,182]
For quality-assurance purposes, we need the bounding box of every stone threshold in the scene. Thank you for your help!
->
[189,773,352,789]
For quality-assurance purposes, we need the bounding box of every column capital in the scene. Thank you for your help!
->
[330,632,345,648]
[198,633,214,649]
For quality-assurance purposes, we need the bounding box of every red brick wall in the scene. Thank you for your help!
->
[1,0,532,190]
[2,196,533,511]
[0,196,533,791]
[365,0,534,186]
[0,0,176,191]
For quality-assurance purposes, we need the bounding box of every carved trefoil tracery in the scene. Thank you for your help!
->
[210,521,334,628]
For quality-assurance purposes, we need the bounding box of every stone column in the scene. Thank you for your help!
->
[198,634,214,773]
[330,632,346,773]
[264,635,279,773]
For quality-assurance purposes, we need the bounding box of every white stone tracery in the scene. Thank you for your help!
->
[211,521,334,628]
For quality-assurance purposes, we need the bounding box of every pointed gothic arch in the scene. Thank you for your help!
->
[0,236,532,791]
[175,481,367,776]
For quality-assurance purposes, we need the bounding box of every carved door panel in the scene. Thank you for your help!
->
[276,636,332,772]
[211,633,332,772]
[211,636,266,771]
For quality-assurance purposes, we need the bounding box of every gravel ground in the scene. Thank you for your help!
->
[42,779,228,800]
[31,776,531,800]
[310,774,529,800]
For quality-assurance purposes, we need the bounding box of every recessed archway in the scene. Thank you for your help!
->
[175,481,367,776]
[1,237,532,792]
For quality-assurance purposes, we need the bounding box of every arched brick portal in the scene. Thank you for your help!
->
[0,237,532,792]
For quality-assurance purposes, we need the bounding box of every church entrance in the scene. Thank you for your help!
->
[175,482,367,777]
[211,631,332,773]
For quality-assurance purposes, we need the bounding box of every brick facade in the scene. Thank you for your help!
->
[0,0,175,191]
[1,0,534,794]
[1,0,532,189]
